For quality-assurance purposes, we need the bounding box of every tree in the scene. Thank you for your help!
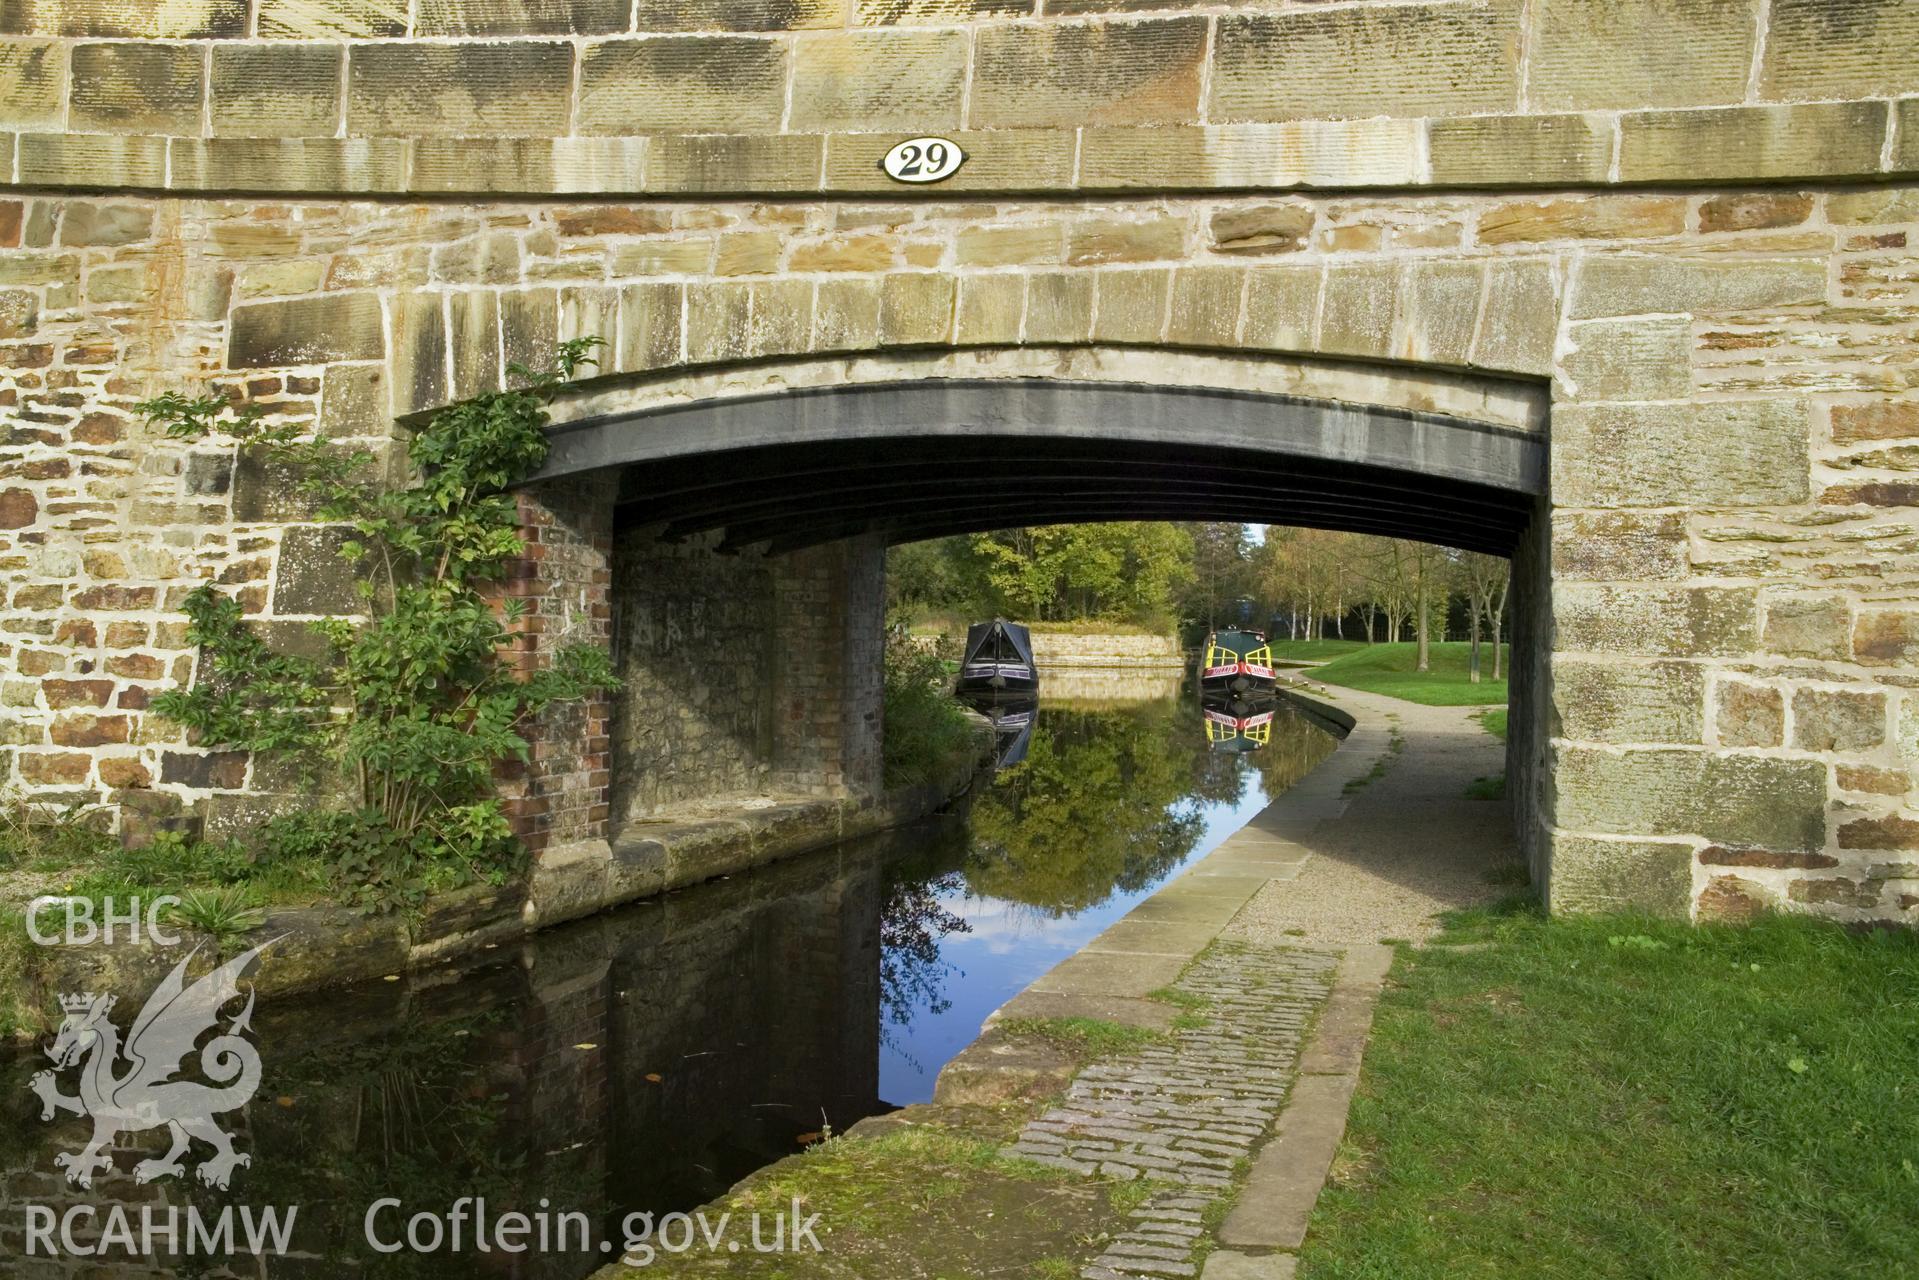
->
[1460,551,1512,682]
[1178,522,1251,634]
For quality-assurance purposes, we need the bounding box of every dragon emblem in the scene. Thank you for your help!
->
[30,942,273,1190]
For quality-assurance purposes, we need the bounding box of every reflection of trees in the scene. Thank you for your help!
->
[879,866,972,1028]
[962,703,1214,916]
[1258,702,1341,796]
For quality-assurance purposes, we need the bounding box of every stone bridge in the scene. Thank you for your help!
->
[1,0,1916,925]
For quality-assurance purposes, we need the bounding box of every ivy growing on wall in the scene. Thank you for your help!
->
[138,340,617,911]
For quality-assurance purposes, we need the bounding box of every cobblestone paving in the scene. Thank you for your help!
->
[1004,940,1340,1279]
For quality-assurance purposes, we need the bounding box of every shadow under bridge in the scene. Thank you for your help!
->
[533,378,1547,555]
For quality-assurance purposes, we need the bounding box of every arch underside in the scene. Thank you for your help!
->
[540,380,1545,557]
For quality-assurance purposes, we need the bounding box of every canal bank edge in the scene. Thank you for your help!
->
[8,747,991,1038]
[936,680,1379,1103]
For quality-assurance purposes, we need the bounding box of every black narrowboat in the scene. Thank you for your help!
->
[955,619,1040,697]
[1198,628,1277,696]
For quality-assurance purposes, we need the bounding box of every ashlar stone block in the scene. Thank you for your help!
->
[1714,679,1783,748]
[415,0,629,36]
[1555,583,1757,658]
[1529,0,1754,111]
[229,292,386,368]
[970,16,1205,128]
[1211,2,1520,122]
[3,0,246,36]
[1571,255,1827,319]
[1090,269,1168,344]
[210,43,343,139]
[1548,834,1694,917]
[0,39,64,130]
[69,41,203,133]
[1552,401,1809,506]
[1556,317,1691,402]
[258,0,407,38]
[348,40,575,137]
[1553,660,1705,745]
[789,30,966,132]
[1762,596,1852,661]
[1555,746,1826,853]
[1761,0,1919,102]
[1617,102,1888,184]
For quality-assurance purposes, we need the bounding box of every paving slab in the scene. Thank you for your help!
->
[1202,1251,1297,1279]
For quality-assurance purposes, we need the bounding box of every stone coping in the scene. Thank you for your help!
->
[4,100,1912,198]
[14,760,983,1030]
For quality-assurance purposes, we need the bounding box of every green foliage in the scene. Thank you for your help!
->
[0,795,116,871]
[881,629,981,790]
[1299,907,1919,1278]
[137,339,617,912]
[1477,707,1510,740]
[1310,641,1509,707]
[165,885,266,954]
[886,522,1193,629]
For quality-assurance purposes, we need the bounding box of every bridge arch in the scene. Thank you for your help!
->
[533,346,1545,555]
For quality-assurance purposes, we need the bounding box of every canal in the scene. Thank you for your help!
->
[0,686,1338,1275]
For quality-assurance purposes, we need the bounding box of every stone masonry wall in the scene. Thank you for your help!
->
[1027,630,1182,667]
[610,527,883,823]
[2,1,1917,926]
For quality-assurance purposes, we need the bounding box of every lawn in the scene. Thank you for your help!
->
[1299,904,1919,1280]
[1269,638,1370,662]
[1307,641,1508,706]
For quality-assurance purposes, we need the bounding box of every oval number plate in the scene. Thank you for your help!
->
[881,136,967,184]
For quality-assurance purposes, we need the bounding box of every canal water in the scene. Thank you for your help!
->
[0,686,1337,1275]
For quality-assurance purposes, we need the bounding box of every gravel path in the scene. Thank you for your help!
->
[1224,687,1518,950]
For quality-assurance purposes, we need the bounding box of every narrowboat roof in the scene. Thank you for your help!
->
[962,619,1036,667]
[1208,629,1268,652]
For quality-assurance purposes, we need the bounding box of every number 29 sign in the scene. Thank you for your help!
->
[881,136,967,184]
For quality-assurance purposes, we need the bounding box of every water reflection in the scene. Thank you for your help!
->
[0,689,1336,1277]
[872,691,1337,1104]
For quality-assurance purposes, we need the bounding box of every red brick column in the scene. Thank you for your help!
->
[495,472,616,858]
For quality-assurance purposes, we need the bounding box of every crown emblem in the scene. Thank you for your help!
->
[59,992,109,1015]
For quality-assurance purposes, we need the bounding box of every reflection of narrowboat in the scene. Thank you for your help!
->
[964,697,1037,769]
[955,619,1039,697]
[1198,629,1277,696]
[1203,700,1276,753]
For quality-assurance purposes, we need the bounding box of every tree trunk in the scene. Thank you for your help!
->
[1415,565,1431,672]
[1468,599,1482,684]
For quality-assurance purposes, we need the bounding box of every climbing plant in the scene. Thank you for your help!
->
[138,340,617,911]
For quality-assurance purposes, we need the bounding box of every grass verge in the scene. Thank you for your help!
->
[1269,639,1370,662]
[1309,642,1508,707]
[1463,773,1505,801]
[1299,902,1919,1279]
[998,1015,1168,1063]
